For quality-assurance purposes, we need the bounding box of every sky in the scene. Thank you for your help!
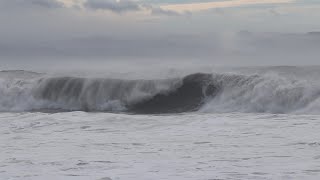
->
[0,0,320,70]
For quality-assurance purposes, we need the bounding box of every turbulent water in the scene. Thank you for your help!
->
[1,67,320,114]
[2,67,320,179]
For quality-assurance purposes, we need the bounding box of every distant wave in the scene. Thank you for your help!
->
[2,69,320,114]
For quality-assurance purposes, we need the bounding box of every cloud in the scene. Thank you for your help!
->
[161,0,293,13]
[141,4,182,16]
[0,0,183,16]
[29,0,64,8]
[82,0,183,16]
[83,0,142,13]
[151,7,181,16]
[0,0,64,9]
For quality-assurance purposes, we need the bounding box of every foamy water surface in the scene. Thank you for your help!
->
[1,112,320,180]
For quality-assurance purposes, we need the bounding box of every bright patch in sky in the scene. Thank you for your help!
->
[160,0,293,13]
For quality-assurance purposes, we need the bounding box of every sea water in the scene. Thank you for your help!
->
[2,112,320,180]
[1,67,320,179]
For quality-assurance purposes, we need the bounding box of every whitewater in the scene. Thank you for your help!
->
[2,66,320,179]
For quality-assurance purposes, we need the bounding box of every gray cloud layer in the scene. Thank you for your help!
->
[83,0,142,13]
[0,0,180,15]
[1,0,64,8]
[83,0,181,15]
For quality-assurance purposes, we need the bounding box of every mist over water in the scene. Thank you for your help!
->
[2,31,320,71]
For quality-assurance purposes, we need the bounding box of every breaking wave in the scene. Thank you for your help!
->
[1,69,320,114]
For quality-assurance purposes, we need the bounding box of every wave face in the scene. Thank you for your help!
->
[0,71,216,113]
[2,67,320,114]
[128,73,217,114]
[32,73,216,113]
[33,77,182,112]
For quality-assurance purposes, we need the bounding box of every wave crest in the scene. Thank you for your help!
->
[202,73,320,114]
[2,70,320,114]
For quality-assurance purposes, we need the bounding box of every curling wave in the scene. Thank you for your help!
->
[2,69,320,114]
[32,73,216,113]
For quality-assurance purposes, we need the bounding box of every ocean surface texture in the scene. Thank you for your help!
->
[2,67,320,180]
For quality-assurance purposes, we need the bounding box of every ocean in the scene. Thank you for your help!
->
[1,66,320,180]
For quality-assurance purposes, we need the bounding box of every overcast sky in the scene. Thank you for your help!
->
[1,0,320,70]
